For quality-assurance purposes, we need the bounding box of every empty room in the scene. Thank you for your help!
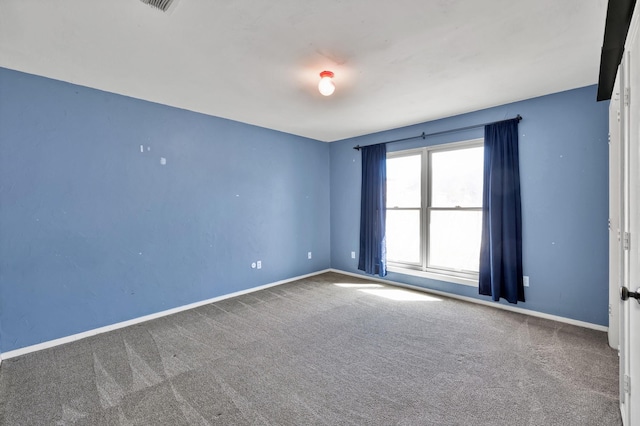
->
[0,0,638,425]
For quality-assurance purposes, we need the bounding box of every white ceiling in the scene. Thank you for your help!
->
[0,0,608,142]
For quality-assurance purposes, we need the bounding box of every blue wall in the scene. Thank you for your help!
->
[330,86,610,326]
[0,68,331,353]
[0,68,610,354]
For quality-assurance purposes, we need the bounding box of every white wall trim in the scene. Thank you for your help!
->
[1,269,331,360]
[330,269,608,332]
[2,267,606,360]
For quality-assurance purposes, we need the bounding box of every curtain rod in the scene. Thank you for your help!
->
[353,114,522,151]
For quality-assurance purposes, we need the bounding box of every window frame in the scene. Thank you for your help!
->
[386,138,484,287]
[385,147,425,268]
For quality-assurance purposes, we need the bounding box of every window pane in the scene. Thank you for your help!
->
[386,209,421,264]
[387,154,421,208]
[428,210,482,272]
[431,146,483,207]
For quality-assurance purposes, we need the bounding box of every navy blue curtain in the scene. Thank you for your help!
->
[358,144,387,277]
[479,118,524,303]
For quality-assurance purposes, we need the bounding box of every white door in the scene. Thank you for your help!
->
[629,21,640,423]
[620,10,640,425]
[619,46,630,424]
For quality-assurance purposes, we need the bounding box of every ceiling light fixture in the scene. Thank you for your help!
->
[318,71,335,96]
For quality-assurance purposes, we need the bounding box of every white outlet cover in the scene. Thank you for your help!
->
[257,261,262,269]
[351,251,356,259]
[308,252,312,259]
[251,262,256,269]
[523,276,529,287]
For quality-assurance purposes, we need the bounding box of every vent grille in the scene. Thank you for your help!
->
[139,0,174,12]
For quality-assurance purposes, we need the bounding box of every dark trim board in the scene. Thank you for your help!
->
[597,0,637,101]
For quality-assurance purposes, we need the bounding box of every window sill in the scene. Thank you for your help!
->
[387,266,478,287]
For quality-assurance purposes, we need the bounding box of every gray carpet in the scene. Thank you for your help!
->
[0,272,621,425]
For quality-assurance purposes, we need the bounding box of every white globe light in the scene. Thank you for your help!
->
[318,72,335,96]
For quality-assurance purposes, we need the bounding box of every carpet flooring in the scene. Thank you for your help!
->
[0,272,621,425]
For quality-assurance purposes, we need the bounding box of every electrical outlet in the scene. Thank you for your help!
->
[257,260,262,269]
[351,251,356,259]
[308,252,312,259]
[251,262,256,269]
[523,276,529,287]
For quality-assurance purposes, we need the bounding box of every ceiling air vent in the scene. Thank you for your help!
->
[139,0,174,12]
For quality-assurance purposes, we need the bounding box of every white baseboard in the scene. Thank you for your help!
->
[2,267,605,360]
[1,269,331,360]
[330,269,608,332]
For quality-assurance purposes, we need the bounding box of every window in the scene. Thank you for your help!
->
[386,139,484,284]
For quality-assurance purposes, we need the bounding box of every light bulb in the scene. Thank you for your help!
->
[318,71,335,96]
